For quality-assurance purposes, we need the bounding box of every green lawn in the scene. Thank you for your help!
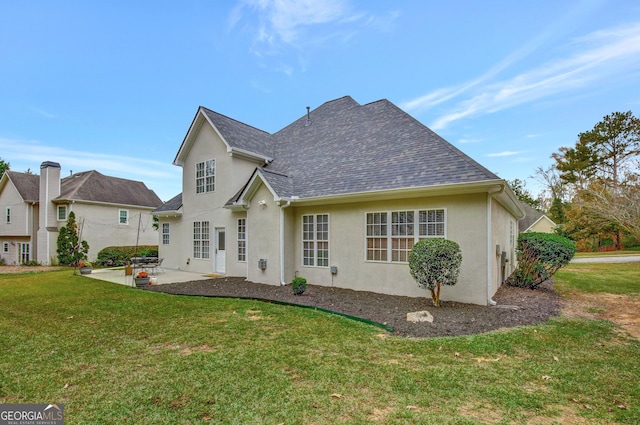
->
[1,269,639,424]
[556,262,640,294]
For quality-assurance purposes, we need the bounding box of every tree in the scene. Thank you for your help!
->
[0,157,9,178]
[506,232,575,289]
[57,211,89,269]
[507,179,540,209]
[547,197,568,224]
[408,238,462,307]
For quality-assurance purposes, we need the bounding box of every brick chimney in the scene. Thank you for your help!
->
[37,161,61,264]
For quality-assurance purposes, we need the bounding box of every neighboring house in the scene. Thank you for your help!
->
[154,96,524,305]
[518,202,557,233]
[0,162,162,265]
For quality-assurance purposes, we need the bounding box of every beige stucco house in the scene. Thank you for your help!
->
[0,162,162,265]
[518,202,557,233]
[154,96,524,305]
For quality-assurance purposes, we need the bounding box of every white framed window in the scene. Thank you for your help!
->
[119,209,129,225]
[366,209,446,263]
[237,218,246,262]
[5,208,10,224]
[57,205,67,221]
[162,223,170,245]
[19,243,29,263]
[302,214,329,267]
[193,221,210,259]
[196,159,215,194]
[2,242,8,253]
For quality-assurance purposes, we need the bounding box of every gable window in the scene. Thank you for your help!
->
[193,221,210,259]
[57,205,67,221]
[302,214,329,267]
[5,208,10,224]
[119,209,129,225]
[196,159,215,194]
[237,218,246,262]
[366,209,446,263]
[162,223,170,245]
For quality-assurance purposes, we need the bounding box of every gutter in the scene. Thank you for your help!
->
[486,184,505,306]
[278,199,292,286]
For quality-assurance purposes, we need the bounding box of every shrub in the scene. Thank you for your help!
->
[56,211,89,266]
[96,245,158,267]
[506,232,576,289]
[408,238,462,307]
[292,276,307,295]
[21,260,41,267]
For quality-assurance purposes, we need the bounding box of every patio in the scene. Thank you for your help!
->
[83,267,214,287]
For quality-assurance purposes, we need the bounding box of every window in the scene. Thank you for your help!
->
[119,210,129,225]
[19,243,29,263]
[2,242,8,253]
[366,209,446,263]
[162,223,170,245]
[196,159,215,193]
[193,221,210,259]
[5,208,10,224]
[237,218,246,262]
[302,214,329,267]
[57,205,67,221]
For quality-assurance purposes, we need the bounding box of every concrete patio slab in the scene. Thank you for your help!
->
[82,267,215,287]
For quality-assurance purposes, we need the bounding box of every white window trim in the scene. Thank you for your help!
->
[118,209,129,225]
[237,218,247,262]
[302,214,330,268]
[193,221,210,259]
[57,205,67,221]
[162,223,170,245]
[364,208,447,264]
[195,159,216,194]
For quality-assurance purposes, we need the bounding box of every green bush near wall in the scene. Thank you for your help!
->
[96,245,158,267]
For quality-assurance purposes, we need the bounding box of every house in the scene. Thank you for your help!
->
[0,162,162,265]
[518,202,557,233]
[154,96,524,305]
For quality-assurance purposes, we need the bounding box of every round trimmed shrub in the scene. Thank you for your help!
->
[408,238,462,307]
[292,276,307,295]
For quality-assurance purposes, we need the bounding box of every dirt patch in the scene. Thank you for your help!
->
[0,265,65,274]
[563,292,640,339]
[146,277,562,338]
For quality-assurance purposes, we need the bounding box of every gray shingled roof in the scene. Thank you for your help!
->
[5,171,40,202]
[518,201,553,232]
[262,96,500,199]
[153,193,182,213]
[201,107,274,159]
[59,170,162,207]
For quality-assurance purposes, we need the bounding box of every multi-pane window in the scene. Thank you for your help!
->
[366,209,446,262]
[5,208,10,224]
[237,218,246,262]
[193,221,210,259]
[57,205,67,221]
[119,210,129,225]
[162,223,170,245]
[2,242,8,253]
[302,214,329,267]
[196,159,215,194]
[366,212,388,261]
[20,243,29,263]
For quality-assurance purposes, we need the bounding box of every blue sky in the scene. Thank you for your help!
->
[1,0,639,202]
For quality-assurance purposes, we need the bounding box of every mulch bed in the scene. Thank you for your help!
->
[145,277,562,338]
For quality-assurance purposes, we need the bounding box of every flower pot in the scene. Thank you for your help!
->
[79,266,92,275]
[134,277,150,288]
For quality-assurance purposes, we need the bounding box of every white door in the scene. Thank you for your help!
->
[215,228,226,274]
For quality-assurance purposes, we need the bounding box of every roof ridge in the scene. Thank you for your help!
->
[200,106,272,135]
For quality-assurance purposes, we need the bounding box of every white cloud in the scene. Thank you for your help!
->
[487,151,523,157]
[404,21,640,130]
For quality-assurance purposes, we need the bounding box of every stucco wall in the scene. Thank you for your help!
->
[490,197,518,300]
[246,184,281,285]
[286,193,490,305]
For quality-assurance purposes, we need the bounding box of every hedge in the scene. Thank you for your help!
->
[96,245,158,267]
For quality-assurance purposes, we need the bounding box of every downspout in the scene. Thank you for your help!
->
[486,184,504,306]
[279,200,291,286]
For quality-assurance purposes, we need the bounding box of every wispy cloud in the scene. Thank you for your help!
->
[403,21,640,130]
[487,151,523,157]
[31,107,56,119]
[0,137,179,182]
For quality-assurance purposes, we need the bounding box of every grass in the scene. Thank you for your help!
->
[555,262,640,294]
[1,269,639,424]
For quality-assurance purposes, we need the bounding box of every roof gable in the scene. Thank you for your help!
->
[518,202,556,232]
[173,107,274,167]
[1,171,40,202]
[59,170,162,208]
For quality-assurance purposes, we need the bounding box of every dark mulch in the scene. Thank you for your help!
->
[145,277,562,338]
